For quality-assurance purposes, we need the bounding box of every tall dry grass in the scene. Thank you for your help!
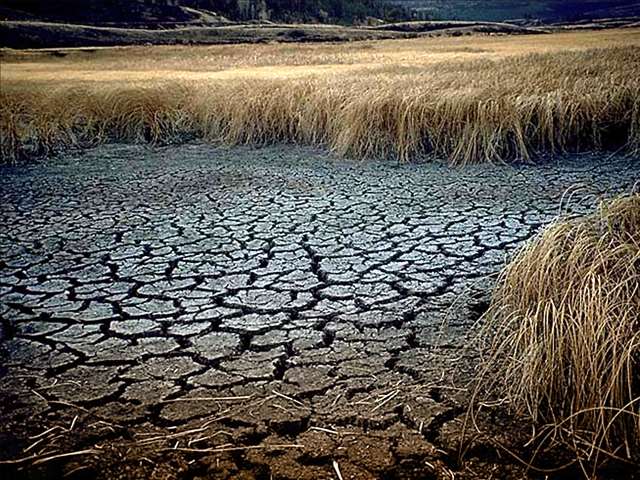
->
[478,193,640,475]
[2,39,640,164]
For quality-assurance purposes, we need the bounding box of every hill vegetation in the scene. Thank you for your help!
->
[185,0,409,23]
[2,0,639,27]
[0,0,410,25]
[390,1,640,21]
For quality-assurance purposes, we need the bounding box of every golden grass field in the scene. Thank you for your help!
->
[1,28,640,163]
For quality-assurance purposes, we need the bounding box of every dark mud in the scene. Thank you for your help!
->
[1,144,638,479]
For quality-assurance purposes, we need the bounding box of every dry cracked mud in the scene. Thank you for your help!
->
[0,144,638,480]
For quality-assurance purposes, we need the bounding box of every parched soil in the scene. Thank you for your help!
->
[0,144,638,479]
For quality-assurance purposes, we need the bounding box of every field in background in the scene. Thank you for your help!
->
[2,28,639,164]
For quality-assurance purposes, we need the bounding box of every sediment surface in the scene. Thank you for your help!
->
[1,144,638,479]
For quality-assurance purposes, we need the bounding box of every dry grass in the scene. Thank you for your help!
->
[478,193,640,475]
[1,28,640,164]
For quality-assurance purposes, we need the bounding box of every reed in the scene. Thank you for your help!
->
[2,32,639,164]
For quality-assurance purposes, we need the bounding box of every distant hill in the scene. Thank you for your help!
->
[0,0,228,26]
[0,0,410,26]
[4,1,638,26]
[1,0,638,49]
[389,1,640,22]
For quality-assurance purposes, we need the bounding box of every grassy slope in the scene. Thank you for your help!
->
[3,15,639,49]
[0,21,416,49]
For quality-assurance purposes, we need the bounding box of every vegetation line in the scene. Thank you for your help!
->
[1,44,639,164]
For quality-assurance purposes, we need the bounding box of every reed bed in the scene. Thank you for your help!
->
[1,31,639,164]
[478,193,640,474]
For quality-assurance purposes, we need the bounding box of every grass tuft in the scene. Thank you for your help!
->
[479,193,640,473]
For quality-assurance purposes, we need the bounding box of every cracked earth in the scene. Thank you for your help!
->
[0,144,638,480]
